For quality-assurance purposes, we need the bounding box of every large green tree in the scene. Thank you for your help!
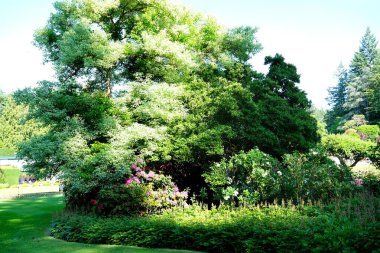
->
[345,28,379,120]
[17,0,319,210]
[248,54,319,158]
[367,58,380,120]
[349,28,379,77]
[326,28,380,132]
[325,63,348,132]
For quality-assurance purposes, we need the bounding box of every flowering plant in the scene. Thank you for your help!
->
[125,159,188,210]
[352,178,364,187]
[94,159,188,215]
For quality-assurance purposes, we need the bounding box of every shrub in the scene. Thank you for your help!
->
[204,148,353,205]
[65,159,188,215]
[322,134,376,167]
[344,128,360,138]
[204,148,281,205]
[51,196,380,253]
[352,165,380,195]
[356,125,380,141]
[368,144,380,169]
[280,149,353,203]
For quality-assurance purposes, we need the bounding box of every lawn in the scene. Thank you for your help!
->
[0,166,21,186]
[0,194,199,253]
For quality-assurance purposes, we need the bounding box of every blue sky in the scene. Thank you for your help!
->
[1,0,379,108]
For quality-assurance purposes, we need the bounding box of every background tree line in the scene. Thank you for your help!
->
[0,91,45,155]
[323,28,380,174]
[326,28,380,132]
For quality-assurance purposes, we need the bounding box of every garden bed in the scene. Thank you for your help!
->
[51,195,380,253]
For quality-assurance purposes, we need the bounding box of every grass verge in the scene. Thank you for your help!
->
[0,193,200,253]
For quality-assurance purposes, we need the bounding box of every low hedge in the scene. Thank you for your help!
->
[51,201,380,253]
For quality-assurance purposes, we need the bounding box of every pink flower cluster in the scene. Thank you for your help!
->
[352,178,364,187]
[125,176,140,185]
[125,159,145,185]
[124,159,188,208]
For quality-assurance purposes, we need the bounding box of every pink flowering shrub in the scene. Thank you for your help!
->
[94,159,188,215]
[352,178,364,187]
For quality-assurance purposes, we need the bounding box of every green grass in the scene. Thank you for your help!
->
[0,166,21,185]
[0,194,199,253]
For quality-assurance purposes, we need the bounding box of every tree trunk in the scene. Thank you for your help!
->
[106,69,112,98]
[338,157,347,167]
[350,158,361,168]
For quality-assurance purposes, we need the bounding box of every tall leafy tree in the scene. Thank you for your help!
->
[327,63,348,116]
[345,28,378,119]
[17,0,319,209]
[248,54,319,158]
[325,63,348,132]
[349,28,379,76]
[367,58,380,121]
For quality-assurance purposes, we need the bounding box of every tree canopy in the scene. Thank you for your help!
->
[16,0,319,210]
[0,93,46,152]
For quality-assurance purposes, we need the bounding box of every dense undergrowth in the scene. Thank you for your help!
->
[51,193,380,253]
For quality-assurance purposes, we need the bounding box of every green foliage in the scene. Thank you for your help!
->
[0,148,15,156]
[327,28,380,131]
[368,60,380,119]
[51,196,380,253]
[343,114,367,130]
[204,148,281,205]
[222,26,262,62]
[352,164,380,195]
[322,134,376,167]
[356,124,380,140]
[20,0,319,212]
[345,28,378,119]
[0,96,46,150]
[0,90,6,112]
[281,150,352,203]
[250,54,319,158]
[324,114,344,134]
[326,63,348,127]
[349,27,378,77]
[205,148,353,205]
[0,166,21,185]
[368,144,380,169]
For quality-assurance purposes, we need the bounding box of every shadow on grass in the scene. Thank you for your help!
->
[0,194,199,253]
[0,193,62,213]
